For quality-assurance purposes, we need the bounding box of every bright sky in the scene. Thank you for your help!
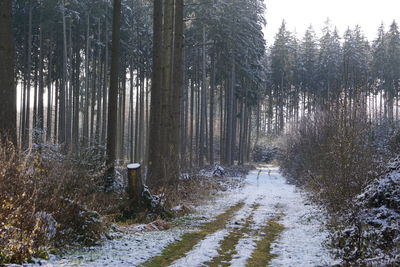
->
[263,0,400,45]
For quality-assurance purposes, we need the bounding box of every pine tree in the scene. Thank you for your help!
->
[385,21,400,121]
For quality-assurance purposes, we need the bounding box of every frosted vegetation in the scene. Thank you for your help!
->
[26,167,336,266]
[1,0,400,265]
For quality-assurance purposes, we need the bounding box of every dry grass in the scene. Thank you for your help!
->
[0,142,111,264]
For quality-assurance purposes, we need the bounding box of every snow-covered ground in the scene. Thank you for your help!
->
[30,165,336,266]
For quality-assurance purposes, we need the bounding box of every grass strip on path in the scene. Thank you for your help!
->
[204,203,260,267]
[246,215,284,267]
[141,201,245,267]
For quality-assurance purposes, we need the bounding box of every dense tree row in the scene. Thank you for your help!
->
[0,0,267,188]
[264,20,400,134]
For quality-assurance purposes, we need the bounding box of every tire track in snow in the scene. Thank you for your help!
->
[169,199,256,267]
[230,203,279,267]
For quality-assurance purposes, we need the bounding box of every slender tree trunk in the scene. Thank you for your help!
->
[23,1,33,148]
[145,77,150,164]
[119,71,126,162]
[139,68,145,162]
[180,49,188,167]
[83,14,90,147]
[59,1,67,146]
[209,52,215,165]
[220,78,224,163]
[54,79,58,141]
[37,22,44,144]
[190,78,194,168]
[225,61,235,165]
[90,48,97,144]
[199,27,207,166]
[129,65,134,162]
[95,19,102,142]
[65,18,72,149]
[46,49,53,141]
[33,58,38,136]
[72,30,80,153]
[134,69,140,162]
[101,19,109,145]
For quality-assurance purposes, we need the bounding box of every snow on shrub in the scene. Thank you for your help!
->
[0,142,106,264]
[332,157,400,265]
[279,112,378,211]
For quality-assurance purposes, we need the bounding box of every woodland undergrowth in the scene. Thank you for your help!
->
[0,142,113,264]
[279,109,400,265]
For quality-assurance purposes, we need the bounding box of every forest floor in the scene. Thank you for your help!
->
[25,165,337,267]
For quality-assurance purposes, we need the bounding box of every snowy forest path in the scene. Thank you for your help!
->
[143,165,336,267]
[36,166,336,266]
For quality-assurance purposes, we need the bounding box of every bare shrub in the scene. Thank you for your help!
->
[0,143,108,264]
[279,111,381,211]
[279,109,400,264]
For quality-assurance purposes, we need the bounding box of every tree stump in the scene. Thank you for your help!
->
[127,163,142,206]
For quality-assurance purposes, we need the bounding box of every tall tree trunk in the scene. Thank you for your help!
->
[105,0,122,189]
[37,21,44,144]
[72,30,80,153]
[190,78,195,168]
[225,60,235,165]
[46,49,53,141]
[96,19,102,142]
[129,64,134,162]
[90,45,97,144]
[139,68,145,162]
[199,27,207,166]
[66,19,73,149]
[147,0,163,189]
[209,52,215,165]
[23,1,33,148]
[134,69,140,162]
[33,58,38,137]
[0,0,16,144]
[54,79,58,141]
[59,1,67,146]
[101,19,109,145]
[159,0,174,183]
[83,14,90,147]
[169,0,184,182]
[119,71,126,162]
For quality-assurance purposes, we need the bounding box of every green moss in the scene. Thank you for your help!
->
[246,216,284,267]
[141,201,245,267]
[205,203,260,267]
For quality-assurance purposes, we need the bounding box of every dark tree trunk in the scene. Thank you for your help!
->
[169,0,184,182]
[0,0,16,144]
[46,49,53,142]
[105,0,122,189]
[209,53,215,165]
[72,29,80,153]
[22,2,33,149]
[37,23,44,143]
[147,0,163,189]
